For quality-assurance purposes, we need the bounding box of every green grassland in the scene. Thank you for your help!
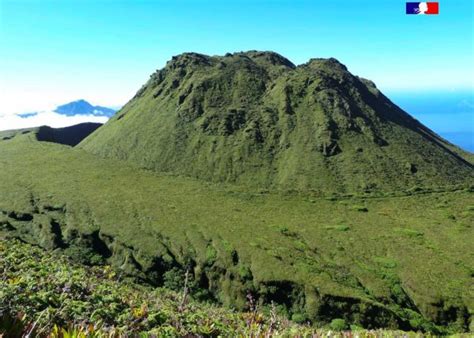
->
[1,133,473,333]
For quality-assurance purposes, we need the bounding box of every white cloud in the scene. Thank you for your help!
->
[0,110,109,131]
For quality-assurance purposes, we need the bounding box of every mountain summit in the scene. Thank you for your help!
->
[55,99,116,117]
[80,51,473,193]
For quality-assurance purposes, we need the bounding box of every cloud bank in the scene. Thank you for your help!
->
[0,111,109,131]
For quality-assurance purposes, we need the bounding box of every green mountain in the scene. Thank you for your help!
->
[80,51,473,193]
[1,52,473,334]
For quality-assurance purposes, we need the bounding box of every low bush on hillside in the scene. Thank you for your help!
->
[350,205,368,212]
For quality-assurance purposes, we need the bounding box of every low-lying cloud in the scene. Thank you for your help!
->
[0,111,109,131]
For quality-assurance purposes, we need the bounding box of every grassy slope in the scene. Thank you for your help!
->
[1,238,438,337]
[79,52,474,193]
[0,238,299,336]
[1,134,473,332]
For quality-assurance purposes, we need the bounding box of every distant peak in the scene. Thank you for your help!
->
[75,99,91,104]
[56,99,93,109]
[54,100,116,117]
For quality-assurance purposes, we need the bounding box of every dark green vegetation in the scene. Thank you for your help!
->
[1,51,473,334]
[1,239,436,337]
[80,51,473,193]
[0,122,102,146]
[0,237,304,336]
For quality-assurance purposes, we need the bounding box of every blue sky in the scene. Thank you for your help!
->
[0,0,473,148]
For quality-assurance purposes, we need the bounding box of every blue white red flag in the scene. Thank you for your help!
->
[406,2,439,15]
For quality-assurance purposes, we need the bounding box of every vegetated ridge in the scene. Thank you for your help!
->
[0,122,102,147]
[80,51,473,194]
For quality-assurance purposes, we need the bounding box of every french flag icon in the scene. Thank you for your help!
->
[406,2,439,14]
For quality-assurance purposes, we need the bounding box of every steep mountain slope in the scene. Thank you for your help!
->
[1,134,473,333]
[79,51,473,193]
[0,122,102,146]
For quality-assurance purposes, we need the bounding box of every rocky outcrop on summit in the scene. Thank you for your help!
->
[79,51,473,193]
